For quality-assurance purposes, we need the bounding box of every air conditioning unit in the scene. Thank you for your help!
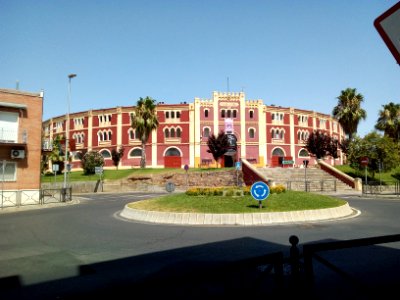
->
[11,149,25,159]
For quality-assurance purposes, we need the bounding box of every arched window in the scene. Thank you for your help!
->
[100,149,111,158]
[165,148,180,156]
[108,131,112,140]
[176,128,181,137]
[98,131,103,142]
[272,148,284,156]
[170,128,175,138]
[299,149,309,157]
[129,130,135,140]
[203,127,210,138]
[129,148,142,157]
[249,128,255,138]
[164,128,170,138]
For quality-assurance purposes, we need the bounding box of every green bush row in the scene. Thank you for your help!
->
[185,184,286,196]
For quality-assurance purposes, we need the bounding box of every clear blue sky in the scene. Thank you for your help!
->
[1,0,399,137]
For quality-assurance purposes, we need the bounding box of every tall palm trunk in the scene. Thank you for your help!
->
[141,139,146,169]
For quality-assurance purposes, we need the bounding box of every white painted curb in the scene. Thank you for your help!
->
[119,203,356,226]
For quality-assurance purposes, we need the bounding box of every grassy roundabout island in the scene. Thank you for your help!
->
[127,189,348,214]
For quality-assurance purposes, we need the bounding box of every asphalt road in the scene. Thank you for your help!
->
[1,192,400,299]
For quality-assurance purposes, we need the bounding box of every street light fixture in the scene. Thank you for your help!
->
[63,74,77,198]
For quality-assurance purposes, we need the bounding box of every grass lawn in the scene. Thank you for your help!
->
[127,191,347,213]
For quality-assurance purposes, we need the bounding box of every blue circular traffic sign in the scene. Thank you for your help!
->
[250,181,270,201]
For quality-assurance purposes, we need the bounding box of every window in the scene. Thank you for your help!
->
[171,111,175,118]
[272,148,284,156]
[165,148,180,156]
[204,109,209,118]
[249,110,254,119]
[74,117,84,126]
[203,127,210,138]
[320,119,326,129]
[0,112,18,142]
[165,111,169,118]
[271,112,284,122]
[164,128,170,138]
[129,148,142,157]
[233,110,237,118]
[227,110,231,118]
[73,133,85,144]
[271,128,284,139]
[73,152,83,160]
[170,128,175,138]
[98,130,112,142]
[100,150,111,158]
[176,111,180,118]
[129,130,135,140]
[176,128,181,138]
[249,128,255,138]
[221,110,225,118]
[0,161,16,181]
[299,149,309,157]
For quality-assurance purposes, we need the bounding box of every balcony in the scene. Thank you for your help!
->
[0,128,27,146]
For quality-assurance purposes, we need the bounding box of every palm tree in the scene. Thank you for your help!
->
[130,97,159,168]
[375,102,400,142]
[332,88,367,140]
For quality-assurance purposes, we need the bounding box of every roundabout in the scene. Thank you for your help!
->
[119,202,359,226]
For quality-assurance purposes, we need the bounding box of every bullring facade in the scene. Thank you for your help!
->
[42,91,344,170]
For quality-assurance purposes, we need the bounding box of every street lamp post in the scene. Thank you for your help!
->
[63,74,76,200]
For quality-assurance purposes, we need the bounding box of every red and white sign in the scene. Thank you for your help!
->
[374,1,400,64]
[360,157,369,166]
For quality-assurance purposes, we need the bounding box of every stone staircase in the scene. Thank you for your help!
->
[256,167,355,192]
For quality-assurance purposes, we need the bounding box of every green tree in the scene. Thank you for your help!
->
[347,132,400,178]
[81,151,104,175]
[130,97,159,168]
[111,147,124,170]
[375,102,400,142]
[207,130,229,167]
[332,88,367,140]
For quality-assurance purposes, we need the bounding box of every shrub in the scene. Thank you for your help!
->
[81,151,104,175]
[270,185,286,194]
[185,186,244,197]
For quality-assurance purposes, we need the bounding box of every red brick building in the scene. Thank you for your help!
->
[42,91,344,171]
[0,89,44,207]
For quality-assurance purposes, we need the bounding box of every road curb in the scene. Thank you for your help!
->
[119,203,356,226]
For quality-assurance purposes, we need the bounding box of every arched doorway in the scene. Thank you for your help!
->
[271,147,285,167]
[164,147,182,168]
[223,133,237,168]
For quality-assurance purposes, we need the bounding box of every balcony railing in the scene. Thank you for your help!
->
[0,128,27,144]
